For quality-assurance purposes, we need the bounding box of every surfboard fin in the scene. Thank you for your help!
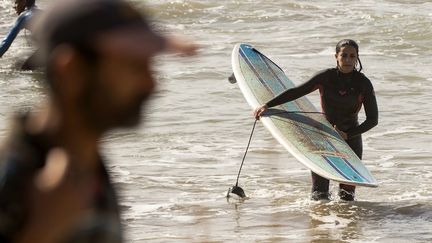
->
[227,185,246,198]
[228,73,237,84]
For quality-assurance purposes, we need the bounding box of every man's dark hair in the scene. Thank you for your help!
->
[26,0,35,7]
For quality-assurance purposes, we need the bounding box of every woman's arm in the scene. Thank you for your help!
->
[266,70,326,108]
[346,81,378,139]
[254,69,327,119]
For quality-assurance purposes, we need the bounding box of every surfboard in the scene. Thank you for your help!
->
[231,43,377,187]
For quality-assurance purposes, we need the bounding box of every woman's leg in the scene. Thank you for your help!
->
[311,171,330,200]
[339,135,363,201]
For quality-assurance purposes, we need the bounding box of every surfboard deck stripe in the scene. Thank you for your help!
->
[239,48,274,94]
[240,47,304,124]
[246,46,313,113]
[296,121,362,179]
[323,155,370,183]
[323,138,370,182]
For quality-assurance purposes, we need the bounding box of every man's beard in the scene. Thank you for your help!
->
[78,76,151,133]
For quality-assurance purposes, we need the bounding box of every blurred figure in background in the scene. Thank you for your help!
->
[0,0,41,70]
[0,0,197,242]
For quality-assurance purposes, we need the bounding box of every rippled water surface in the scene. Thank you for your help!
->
[1,0,432,242]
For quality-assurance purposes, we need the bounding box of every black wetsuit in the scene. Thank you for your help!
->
[266,68,378,200]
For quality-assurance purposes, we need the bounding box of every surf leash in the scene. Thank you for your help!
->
[227,119,257,198]
[235,119,257,186]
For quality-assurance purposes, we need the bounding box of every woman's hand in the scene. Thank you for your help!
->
[254,104,268,120]
[334,125,348,140]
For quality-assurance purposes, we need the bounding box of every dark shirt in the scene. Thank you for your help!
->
[266,68,378,139]
[0,115,123,242]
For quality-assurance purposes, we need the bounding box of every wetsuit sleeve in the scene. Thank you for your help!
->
[266,70,326,108]
[0,12,30,57]
[346,78,378,139]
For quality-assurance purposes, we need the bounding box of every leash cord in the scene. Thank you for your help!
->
[235,119,257,187]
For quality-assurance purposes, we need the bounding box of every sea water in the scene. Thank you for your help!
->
[1,0,431,242]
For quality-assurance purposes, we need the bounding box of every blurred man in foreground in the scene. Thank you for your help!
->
[0,0,197,242]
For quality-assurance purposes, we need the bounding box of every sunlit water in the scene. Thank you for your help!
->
[1,0,432,242]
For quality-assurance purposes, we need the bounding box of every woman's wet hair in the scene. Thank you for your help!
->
[335,39,363,72]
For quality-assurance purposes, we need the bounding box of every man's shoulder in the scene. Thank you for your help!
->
[0,133,39,240]
[0,116,45,186]
[0,134,40,187]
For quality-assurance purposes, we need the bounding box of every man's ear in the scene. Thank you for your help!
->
[50,45,89,102]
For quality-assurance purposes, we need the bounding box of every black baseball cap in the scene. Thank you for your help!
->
[34,0,167,63]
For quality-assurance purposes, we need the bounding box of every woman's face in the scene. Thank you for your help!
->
[14,0,26,15]
[335,45,358,74]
